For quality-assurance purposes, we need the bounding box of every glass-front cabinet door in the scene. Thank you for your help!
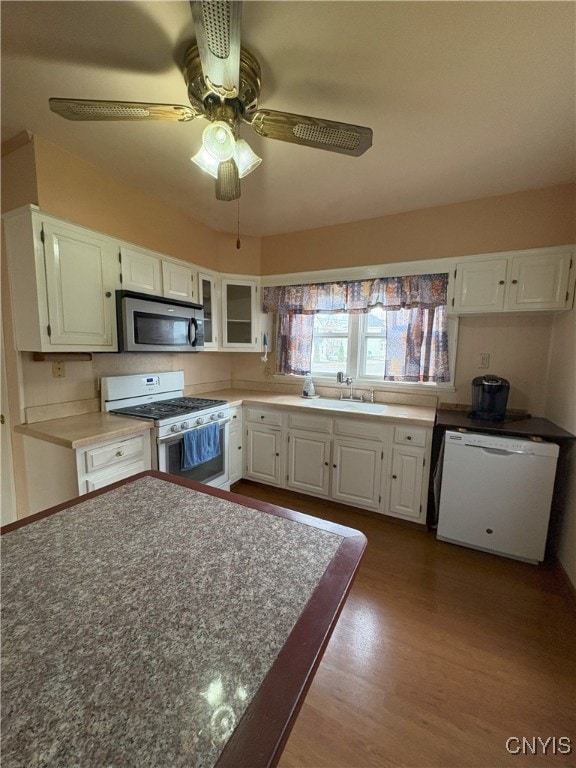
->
[221,278,259,350]
[198,272,219,349]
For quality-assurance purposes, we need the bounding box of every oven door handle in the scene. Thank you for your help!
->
[156,418,231,445]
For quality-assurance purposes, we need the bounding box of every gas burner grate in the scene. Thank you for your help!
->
[110,396,227,420]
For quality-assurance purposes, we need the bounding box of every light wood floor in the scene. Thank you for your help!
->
[231,481,576,768]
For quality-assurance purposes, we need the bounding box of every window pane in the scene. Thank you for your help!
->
[311,313,349,375]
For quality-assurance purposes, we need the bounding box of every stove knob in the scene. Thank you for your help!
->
[181,421,189,430]
[217,411,225,419]
[196,417,204,426]
[171,424,181,433]
[210,413,218,421]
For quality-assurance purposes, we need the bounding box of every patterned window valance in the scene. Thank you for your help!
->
[262,273,448,315]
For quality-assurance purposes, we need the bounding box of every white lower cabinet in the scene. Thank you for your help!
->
[384,426,429,522]
[388,445,425,519]
[245,408,285,486]
[287,430,331,496]
[240,405,431,522]
[228,407,243,485]
[332,438,383,510]
[22,431,151,515]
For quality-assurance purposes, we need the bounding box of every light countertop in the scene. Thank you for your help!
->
[14,412,153,449]
[14,389,436,449]
[199,389,437,427]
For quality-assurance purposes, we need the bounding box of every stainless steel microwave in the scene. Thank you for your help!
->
[116,291,205,353]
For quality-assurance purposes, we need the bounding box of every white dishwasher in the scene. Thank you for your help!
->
[437,430,559,564]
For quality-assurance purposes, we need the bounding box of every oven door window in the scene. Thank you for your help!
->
[165,426,225,484]
[134,312,190,347]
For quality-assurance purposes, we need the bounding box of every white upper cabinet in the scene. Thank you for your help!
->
[161,260,198,302]
[119,245,162,295]
[450,247,574,314]
[4,206,120,352]
[506,251,573,311]
[198,271,220,349]
[221,277,260,350]
[120,245,198,302]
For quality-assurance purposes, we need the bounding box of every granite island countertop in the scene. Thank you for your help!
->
[1,472,366,768]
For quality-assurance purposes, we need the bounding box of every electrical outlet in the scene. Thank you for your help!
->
[52,361,65,378]
[479,353,490,369]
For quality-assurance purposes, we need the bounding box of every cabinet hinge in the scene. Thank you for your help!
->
[47,324,51,338]
[40,227,45,244]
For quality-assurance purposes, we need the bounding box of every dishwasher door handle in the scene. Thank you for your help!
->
[465,445,533,457]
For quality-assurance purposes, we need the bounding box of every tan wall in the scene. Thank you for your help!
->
[545,307,576,589]
[33,136,223,272]
[1,134,38,213]
[260,184,575,275]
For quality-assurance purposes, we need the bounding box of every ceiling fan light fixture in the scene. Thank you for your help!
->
[191,145,220,178]
[202,120,235,161]
[235,138,262,178]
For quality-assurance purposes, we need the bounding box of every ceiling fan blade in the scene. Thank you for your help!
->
[216,159,240,201]
[250,109,373,157]
[49,98,197,122]
[190,1,242,99]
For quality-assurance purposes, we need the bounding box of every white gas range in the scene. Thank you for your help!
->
[101,371,231,490]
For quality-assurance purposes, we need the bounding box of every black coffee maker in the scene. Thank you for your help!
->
[471,376,510,421]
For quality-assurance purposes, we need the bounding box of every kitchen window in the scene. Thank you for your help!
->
[263,273,452,386]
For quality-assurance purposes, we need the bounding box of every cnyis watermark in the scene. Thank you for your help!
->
[506,736,572,756]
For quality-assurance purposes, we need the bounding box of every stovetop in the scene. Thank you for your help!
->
[110,397,227,421]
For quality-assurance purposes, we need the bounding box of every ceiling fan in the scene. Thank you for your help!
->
[49,0,373,202]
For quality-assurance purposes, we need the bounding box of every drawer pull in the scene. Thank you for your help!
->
[115,450,124,457]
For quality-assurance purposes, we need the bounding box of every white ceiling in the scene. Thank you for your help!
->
[2,1,575,238]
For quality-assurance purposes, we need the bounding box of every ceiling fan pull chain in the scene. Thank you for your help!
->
[236,197,241,250]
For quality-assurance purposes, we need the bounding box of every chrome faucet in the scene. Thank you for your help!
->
[336,372,364,401]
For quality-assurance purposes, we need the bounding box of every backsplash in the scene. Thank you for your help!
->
[19,312,555,423]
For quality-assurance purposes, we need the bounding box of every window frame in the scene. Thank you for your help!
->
[307,310,458,391]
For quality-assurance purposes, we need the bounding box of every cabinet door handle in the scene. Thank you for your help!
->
[115,450,124,457]
[392,474,398,479]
